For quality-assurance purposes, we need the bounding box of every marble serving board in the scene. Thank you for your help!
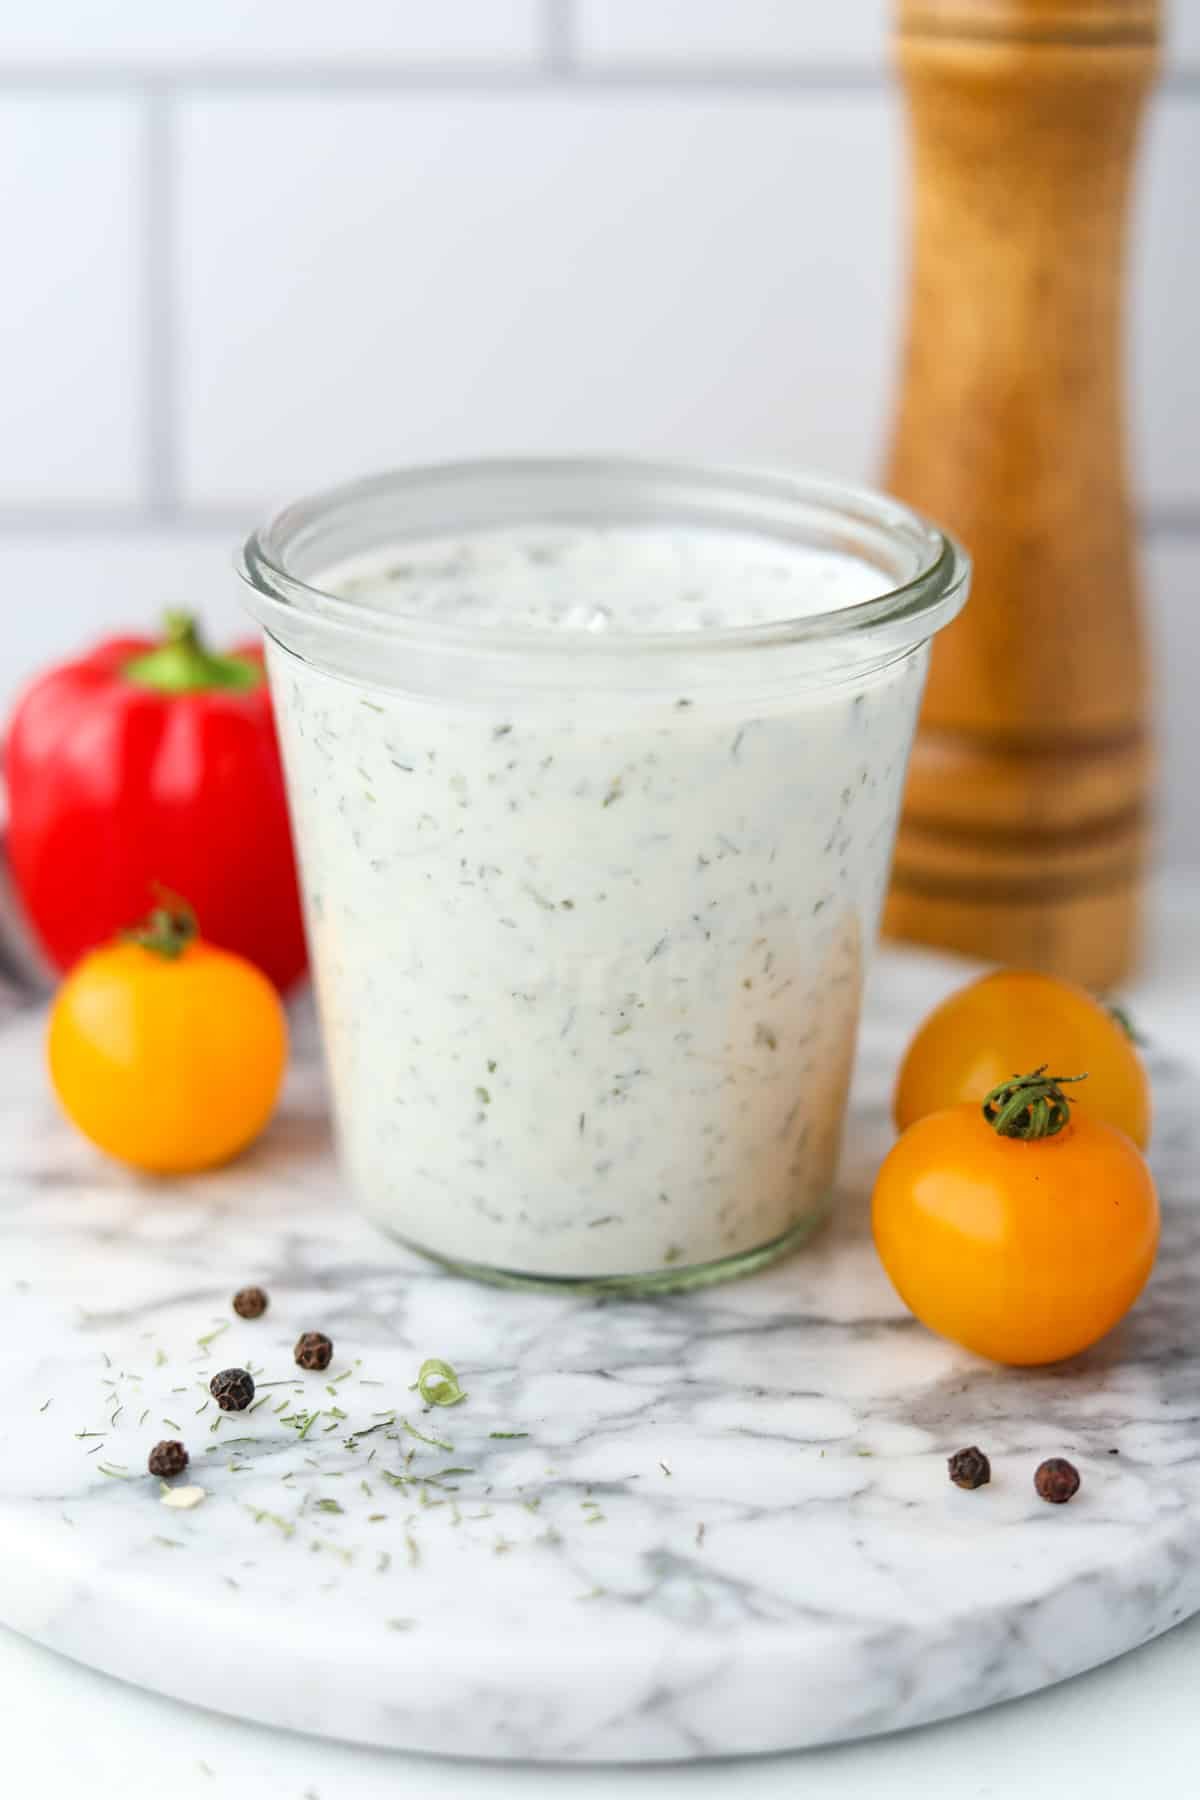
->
[1,956,1199,1765]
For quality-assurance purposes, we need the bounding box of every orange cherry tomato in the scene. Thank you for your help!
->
[48,894,287,1174]
[894,969,1151,1148]
[873,1081,1159,1366]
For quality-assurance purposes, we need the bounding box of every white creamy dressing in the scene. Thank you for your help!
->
[269,523,926,1279]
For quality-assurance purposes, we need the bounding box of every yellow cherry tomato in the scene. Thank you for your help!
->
[873,1075,1159,1366]
[894,969,1151,1148]
[48,896,287,1174]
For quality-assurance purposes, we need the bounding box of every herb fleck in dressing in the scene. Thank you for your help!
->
[269,524,926,1280]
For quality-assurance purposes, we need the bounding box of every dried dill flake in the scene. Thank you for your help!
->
[294,1332,334,1372]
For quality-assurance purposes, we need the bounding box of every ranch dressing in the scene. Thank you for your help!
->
[267,522,927,1282]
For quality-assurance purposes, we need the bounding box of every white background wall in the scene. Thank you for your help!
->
[1,1,1196,861]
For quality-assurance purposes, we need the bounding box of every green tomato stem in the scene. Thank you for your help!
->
[122,886,199,960]
[981,1066,1087,1140]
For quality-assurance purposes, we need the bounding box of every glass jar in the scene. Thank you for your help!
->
[238,459,968,1292]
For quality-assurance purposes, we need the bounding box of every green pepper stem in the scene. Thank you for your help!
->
[122,885,199,960]
[981,1066,1087,1140]
[123,612,262,695]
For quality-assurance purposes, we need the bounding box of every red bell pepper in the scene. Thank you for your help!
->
[5,612,307,992]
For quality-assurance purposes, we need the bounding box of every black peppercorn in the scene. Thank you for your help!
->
[210,1367,255,1411]
[294,1331,333,1372]
[948,1445,991,1490]
[148,1439,189,1478]
[232,1285,269,1320]
[1034,1457,1081,1504]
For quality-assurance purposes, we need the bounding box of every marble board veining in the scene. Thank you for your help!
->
[0,955,1198,1764]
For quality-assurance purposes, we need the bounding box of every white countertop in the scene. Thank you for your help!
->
[8,879,1200,1800]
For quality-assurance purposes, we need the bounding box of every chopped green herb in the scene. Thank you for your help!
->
[489,1431,528,1440]
[38,1398,52,1414]
[314,1498,344,1515]
[195,1322,229,1350]
[351,1414,397,1439]
[162,1417,182,1430]
[402,1417,453,1452]
[416,1358,467,1408]
[405,1533,420,1568]
[246,1506,295,1539]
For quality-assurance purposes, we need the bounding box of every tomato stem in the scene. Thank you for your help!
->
[123,612,263,695]
[122,885,199,960]
[982,1066,1087,1140]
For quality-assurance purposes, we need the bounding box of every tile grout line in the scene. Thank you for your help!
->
[543,0,574,77]
[140,82,179,520]
[0,63,1196,96]
[0,62,885,93]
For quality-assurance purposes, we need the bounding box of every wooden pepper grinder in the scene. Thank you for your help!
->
[883,0,1161,988]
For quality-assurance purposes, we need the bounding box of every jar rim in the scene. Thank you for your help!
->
[237,457,969,670]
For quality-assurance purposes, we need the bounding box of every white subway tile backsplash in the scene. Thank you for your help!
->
[0,530,249,711]
[1166,1,1200,71]
[1131,95,1200,511]
[577,1,1192,75]
[0,3,543,67]
[175,92,902,510]
[0,99,142,505]
[1146,537,1200,868]
[572,0,889,70]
